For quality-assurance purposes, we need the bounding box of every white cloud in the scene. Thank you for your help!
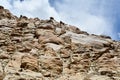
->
[118,33,120,38]
[0,0,60,20]
[54,0,115,39]
[0,0,117,39]
[12,0,60,19]
[0,0,12,9]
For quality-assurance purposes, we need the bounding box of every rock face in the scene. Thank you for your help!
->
[0,6,120,80]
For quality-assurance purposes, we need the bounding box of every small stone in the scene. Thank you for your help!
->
[0,53,10,59]
[38,24,54,30]
[60,49,70,58]
[0,73,5,80]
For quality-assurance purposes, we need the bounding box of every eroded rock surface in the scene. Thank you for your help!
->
[0,6,120,80]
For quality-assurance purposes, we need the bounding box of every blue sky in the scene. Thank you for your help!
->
[0,0,120,40]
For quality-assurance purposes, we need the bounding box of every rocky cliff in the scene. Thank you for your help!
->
[0,6,120,80]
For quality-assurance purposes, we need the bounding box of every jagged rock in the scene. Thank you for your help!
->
[57,73,86,80]
[0,53,10,59]
[45,43,63,51]
[38,35,64,45]
[3,71,43,80]
[0,73,5,80]
[35,29,54,38]
[0,6,4,9]
[0,5,120,80]
[59,48,71,58]
[17,21,28,27]
[24,33,34,40]
[27,22,35,29]
[40,57,63,77]
[0,7,16,19]
[89,75,112,80]
[5,56,22,76]
[20,54,39,72]
[62,36,71,44]
[12,36,22,42]
[69,25,81,34]
[19,15,28,20]
[55,27,64,35]
[38,24,54,30]
[99,35,111,39]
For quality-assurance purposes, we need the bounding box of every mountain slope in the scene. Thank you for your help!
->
[0,6,120,80]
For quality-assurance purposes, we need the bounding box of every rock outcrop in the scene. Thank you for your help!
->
[0,6,120,80]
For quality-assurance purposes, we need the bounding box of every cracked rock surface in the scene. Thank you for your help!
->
[0,6,120,80]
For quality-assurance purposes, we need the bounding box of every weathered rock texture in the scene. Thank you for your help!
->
[0,6,120,80]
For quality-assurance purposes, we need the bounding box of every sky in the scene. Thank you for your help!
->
[0,0,120,40]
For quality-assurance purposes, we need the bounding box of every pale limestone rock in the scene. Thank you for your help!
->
[89,75,112,80]
[45,43,63,51]
[57,73,86,80]
[3,70,43,80]
[5,52,24,73]
[27,22,35,29]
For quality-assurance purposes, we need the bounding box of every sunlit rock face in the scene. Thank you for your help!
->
[0,5,120,80]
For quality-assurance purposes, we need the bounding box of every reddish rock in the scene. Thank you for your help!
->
[20,54,39,72]
[0,53,10,59]
[59,49,70,58]
[38,35,64,45]
[40,57,63,76]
